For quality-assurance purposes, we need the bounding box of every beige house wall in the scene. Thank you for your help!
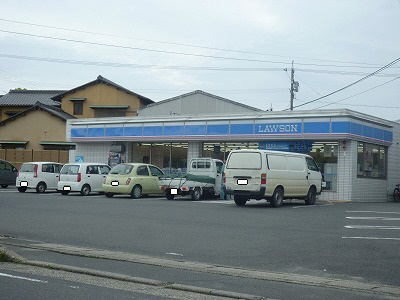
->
[0,105,31,122]
[0,109,66,150]
[60,83,145,118]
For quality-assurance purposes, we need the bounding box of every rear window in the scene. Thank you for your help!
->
[226,152,262,170]
[20,164,36,172]
[110,164,133,175]
[61,165,80,175]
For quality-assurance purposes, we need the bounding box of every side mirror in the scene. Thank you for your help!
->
[13,167,18,173]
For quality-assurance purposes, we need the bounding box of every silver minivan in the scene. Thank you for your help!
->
[16,162,63,193]
[224,149,322,207]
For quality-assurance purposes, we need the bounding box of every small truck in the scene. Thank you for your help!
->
[159,158,224,200]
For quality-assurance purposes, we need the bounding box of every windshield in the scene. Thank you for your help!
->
[110,164,133,175]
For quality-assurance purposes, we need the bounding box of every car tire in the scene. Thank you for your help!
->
[80,184,91,196]
[18,187,27,193]
[270,187,284,208]
[191,187,201,201]
[166,192,175,200]
[105,193,114,198]
[1,184,8,188]
[305,187,317,205]
[131,185,142,199]
[234,195,247,206]
[60,191,69,195]
[36,182,46,193]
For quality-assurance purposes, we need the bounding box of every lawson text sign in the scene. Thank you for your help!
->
[256,123,302,134]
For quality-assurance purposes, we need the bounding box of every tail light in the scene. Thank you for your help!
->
[33,164,38,178]
[103,177,106,184]
[77,173,81,182]
[126,178,131,185]
[17,166,21,177]
[261,173,267,184]
[223,172,226,183]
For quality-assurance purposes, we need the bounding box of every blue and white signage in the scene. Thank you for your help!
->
[256,123,302,134]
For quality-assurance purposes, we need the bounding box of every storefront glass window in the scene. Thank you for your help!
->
[309,142,338,192]
[357,142,386,179]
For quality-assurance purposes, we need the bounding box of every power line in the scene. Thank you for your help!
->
[0,17,393,68]
[1,53,400,78]
[294,74,321,95]
[2,29,400,70]
[286,57,400,110]
[313,76,400,109]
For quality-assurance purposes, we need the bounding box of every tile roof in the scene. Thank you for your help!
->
[52,75,154,105]
[0,90,66,106]
[0,101,76,126]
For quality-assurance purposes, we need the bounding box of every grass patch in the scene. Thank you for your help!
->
[0,249,16,262]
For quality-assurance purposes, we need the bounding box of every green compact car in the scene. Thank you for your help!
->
[103,163,165,198]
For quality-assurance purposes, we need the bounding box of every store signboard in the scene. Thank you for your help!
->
[259,141,313,153]
[256,123,302,134]
[75,156,84,162]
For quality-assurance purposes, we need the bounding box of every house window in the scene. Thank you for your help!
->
[357,142,387,179]
[94,109,126,118]
[73,101,84,115]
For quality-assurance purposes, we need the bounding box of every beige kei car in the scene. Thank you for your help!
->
[103,163,165,198]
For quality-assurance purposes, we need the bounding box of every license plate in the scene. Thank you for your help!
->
[170,188,178,195]
[63,186,71,191]
[111,181,119,186]
[20,181,28,187]
[237,179,248,185]
[322,181,327,188]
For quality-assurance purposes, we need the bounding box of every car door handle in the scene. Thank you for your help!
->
[87,175,91,177]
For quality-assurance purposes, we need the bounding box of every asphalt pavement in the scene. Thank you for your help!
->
[1,187,400,299]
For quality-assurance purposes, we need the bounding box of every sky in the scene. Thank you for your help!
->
[0,0,399,120]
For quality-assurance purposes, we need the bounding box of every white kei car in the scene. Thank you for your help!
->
[58,163,111,196]
[16,162,64,193]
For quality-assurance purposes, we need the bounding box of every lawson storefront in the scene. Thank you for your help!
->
[66,109,400,202]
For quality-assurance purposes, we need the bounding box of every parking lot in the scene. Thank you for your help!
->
[1,187,400,299]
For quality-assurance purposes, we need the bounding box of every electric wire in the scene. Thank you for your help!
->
[2,29,400,70]
[286,57,400,110]
[0,17,393,68]
[313,76,400,109]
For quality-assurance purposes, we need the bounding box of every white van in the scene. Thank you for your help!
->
[58,163,111,196]
[16,162,63,193]
[224,149,322,207]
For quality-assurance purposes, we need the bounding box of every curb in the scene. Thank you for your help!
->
[0,246,264,300]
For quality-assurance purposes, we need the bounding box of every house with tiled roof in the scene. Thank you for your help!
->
[0,89,65,121]
[0,101,76,151]
[52,75,153,118]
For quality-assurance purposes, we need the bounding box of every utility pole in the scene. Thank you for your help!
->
[289,61,299,111]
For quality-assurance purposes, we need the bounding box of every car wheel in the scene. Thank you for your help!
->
[166,192,175,200]
[131,185,142,199]
[60,191,69,195]
[18,187,27,193]
[191,188,201,201]
[1,184,8,188]
[36,182,46,193]
[270,187,284,208]
[80,184,91,196]
[105,193,114,198]
[305,187,317,205]
[234,195,247,206]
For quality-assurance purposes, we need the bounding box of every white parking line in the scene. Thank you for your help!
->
[346,211,400,214]
[0,272,48,283]
[195,200,233,204]
[293,204,333,208]
[342,237,400,241]
[345,225,400,230]
[345,217,400,221]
